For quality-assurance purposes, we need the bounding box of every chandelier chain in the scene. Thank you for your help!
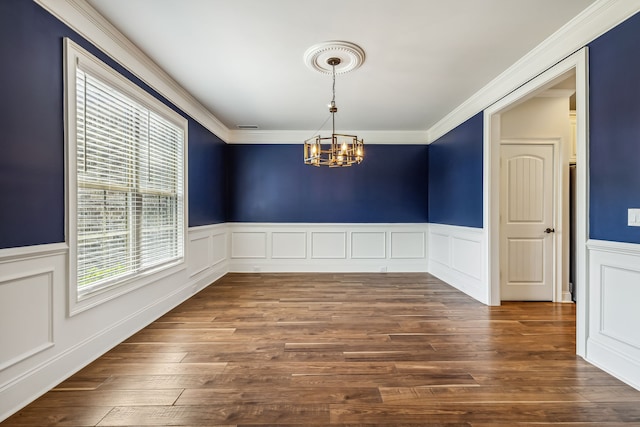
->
[331,62,336,134]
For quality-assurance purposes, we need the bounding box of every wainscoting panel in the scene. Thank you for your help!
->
[0,270,54,371]
[188,234,211,278]
[429,231,450,266]
[188,224,229,281]
[601,265,640,348]
[390,232,425,259]
[0,244,67,421]
[272,232,306,259]
[452,235,483,281]
[311,232,347,259]
[228,224,428,272]
[211,232,227,266]
[587,240,640,390]
[351,232,386,259]
[231,232,267,259]
[428,224,486,303]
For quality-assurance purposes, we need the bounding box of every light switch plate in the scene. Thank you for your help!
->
[628,209,640,227]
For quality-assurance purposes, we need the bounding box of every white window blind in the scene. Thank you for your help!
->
[74,66,184,296]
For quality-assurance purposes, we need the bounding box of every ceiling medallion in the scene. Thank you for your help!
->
[303,40,365,75]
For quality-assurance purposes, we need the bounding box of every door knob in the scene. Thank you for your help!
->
[544,227,555,234]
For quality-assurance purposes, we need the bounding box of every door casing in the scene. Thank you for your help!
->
[484,48,589,357]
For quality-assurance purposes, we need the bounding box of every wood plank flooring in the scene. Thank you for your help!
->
[3,273,640,426]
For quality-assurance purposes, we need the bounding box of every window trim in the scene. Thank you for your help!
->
[64,38,188,316]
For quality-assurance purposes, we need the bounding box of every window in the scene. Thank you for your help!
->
[65,39,186,310]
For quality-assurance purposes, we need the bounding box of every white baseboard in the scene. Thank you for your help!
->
[587,337,640,391]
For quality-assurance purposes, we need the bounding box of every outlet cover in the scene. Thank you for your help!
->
[628,208,640,227]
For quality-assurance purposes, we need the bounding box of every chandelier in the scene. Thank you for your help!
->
[303,56,364,167]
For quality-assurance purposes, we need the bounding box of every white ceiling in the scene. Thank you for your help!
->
[86,0,595,136]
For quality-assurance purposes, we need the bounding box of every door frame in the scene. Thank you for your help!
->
[499,139,560,301]
[484,48,589,357]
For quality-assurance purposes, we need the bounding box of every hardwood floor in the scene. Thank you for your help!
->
[3,273,640,426]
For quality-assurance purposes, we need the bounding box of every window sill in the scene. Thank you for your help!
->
[68,258,186,317]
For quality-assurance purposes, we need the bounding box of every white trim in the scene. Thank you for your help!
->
[64,38,189,316]
[587,239,640,256]
[34,0,229,141]
[588,339,640,391]
[228,129,428,145]
[0,243,68,263]
[427,0,640,143]
[484,48,589,356]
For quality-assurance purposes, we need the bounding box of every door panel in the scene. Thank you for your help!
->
[501,144,554,301]
[507,238,544,283]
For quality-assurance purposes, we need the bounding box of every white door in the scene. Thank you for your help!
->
[500,143,555,301]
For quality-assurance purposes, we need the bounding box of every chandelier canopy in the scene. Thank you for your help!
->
[303,46,364,167]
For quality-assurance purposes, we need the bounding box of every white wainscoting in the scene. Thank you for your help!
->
[0,224,229,422]
[228,223,428,272]
[586,239,640,390]
[427,223,487,304]
[188,224,230,292]
[0,244,67,421]
[0,247,61,373]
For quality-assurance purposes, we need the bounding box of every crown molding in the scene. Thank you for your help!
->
[34,0,230,142]
[228,129,428,145]
[33,0,640,146]
[426,0,640,143]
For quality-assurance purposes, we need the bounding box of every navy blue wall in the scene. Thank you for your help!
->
[427,113,484,228]
[188,121,227,226]
[0,0,225,249]
[589,12,640,244]
[227,144,428,223]
[1,1,66,248]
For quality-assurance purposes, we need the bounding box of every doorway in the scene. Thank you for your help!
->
[484,48,588,356]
